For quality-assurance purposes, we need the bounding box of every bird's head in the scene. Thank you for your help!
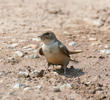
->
[39,31,57,44]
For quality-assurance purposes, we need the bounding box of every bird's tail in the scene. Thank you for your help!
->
[69,50,83,54]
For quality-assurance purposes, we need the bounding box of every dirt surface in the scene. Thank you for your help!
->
[0,0,110,100]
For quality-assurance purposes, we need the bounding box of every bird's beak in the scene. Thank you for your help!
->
[38,35,42,38]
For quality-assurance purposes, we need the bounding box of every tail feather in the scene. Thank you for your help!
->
[69,50,83,54]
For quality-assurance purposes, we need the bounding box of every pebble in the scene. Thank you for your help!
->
[18,40,27,43]
[99,49,110,55]
[89,37,97,41]
[0,80,3,83]
[53,87,61,92]
[59,84,72,91]
[91,42,99,46]
[34,85,42,90]
[84,81,91,86]
[18,71,29,78]
[22,44,38,51]
[24,87,32,91]
[8,43,19,49]
[15,51,24,57]
[13,83,25,89]
[63,31,68,34]
[32,38,41,41]
[83,18,103,27]
[104,45,110,49]
[11,39,16,42]
[31,70,39,77]
[0,59,4,62]
[68,41,77,46]
[25,54,39,59]
[51,72,58,76]
[0,72,3,76]
[8,91,14,95]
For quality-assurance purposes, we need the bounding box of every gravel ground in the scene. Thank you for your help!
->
[0,0,110,100]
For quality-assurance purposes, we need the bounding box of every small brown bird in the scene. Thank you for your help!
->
[39,31,82,74]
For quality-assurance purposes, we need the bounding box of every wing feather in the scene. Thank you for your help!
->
[39,48,44,56]
[58,40,70,57]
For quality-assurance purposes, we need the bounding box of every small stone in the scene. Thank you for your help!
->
[22,44,38,51]
[104,45,110,49]
[60,84,72,91]
[95,91,106,100]
[24,87,32,91]
[91,42,99,46]
[51,72,58,76]
[11,39,16,42]
[34,85,42,90]
[63,31,68,34]
[0,59,4,62]
[27,54,39,59]
[13,83,25,89]
[99,49,110,55]
[84,81,91,86]
[15,51,24,57]
[83,18,103,27]
[89,37,97,41]
[18,40,27,43]
[32,38,41,41]
[8,43,18,49]
[68,41,77,46]
[36,70,45,77]
[31,70,39,77]
[0,72,3,76]
[18,71,29,78]
[8,91,14,95]
[53,87,61,92]
[0,80,3,83]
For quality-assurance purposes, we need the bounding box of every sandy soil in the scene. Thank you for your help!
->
[0,0,110,100]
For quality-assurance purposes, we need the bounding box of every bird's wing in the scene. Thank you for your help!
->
[39,48,44,56]
[58,41,70,57]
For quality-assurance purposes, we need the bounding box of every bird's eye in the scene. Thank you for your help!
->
[45,32,49,36]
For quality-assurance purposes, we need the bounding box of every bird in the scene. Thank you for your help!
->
[39,31,82,74]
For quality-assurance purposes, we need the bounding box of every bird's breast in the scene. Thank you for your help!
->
[42,42,59,57]
[42,42,69,65]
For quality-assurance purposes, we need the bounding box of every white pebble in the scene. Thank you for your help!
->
[24,87,32,91]
[31,70,39,77]
[0,72,3,76]
[34,85,42,90]
[15,51,24,57]
[99,49,110,55]
[68,41,77,46]
[8,43,18,48]
[18,71,29,77]
[32,38,40,41]
[27,54,39,59]
[89,37,96,41]
[104,45,110,49]
[13,83,25,89]
[60,84,72,91]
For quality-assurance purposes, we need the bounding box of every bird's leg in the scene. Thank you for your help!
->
[63,65,67,75]
[48,62,51,67]
[61,65,67,75]
[45,62,51,71]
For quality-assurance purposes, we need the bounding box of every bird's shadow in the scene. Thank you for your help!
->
[53,66,85,78]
